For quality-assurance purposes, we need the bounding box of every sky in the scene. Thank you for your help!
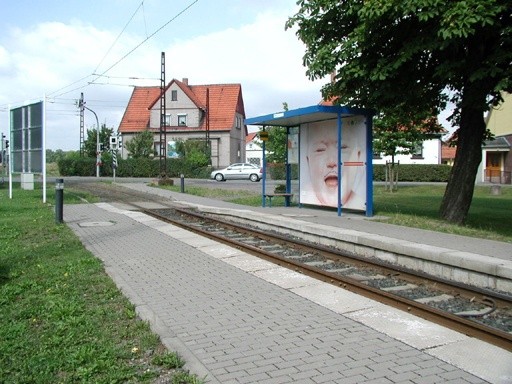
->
[0,0,328,150]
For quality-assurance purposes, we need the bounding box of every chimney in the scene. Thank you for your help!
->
[182,78,189,85]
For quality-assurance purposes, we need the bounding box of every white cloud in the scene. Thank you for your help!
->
[0,7,327,149]
[164,11,324,115]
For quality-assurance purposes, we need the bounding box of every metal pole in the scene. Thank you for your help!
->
[180,174,185,193]
[55,178,64,224]
[84,106,101,177]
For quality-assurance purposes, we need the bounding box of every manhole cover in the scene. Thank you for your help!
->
[79,221,115,227]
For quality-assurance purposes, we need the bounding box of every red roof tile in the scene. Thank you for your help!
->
[118,87,161,133]
[246,132,257,143]
[441,141,457,160]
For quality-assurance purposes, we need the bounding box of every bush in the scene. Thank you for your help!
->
[266,163,299,180]
[372,164,451,182]
[57,156,213,179]
[58,156,452,183]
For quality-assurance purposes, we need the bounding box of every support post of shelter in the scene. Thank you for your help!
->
[261,129,267,207]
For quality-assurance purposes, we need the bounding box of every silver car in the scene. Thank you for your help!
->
[211,163,262,182]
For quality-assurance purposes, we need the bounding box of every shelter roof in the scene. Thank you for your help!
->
[245,105,374,127]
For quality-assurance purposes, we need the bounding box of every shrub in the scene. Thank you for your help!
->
[372,164,451,182]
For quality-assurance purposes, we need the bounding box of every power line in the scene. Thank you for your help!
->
[49,0,199,99]
[94,0,199,79]
[93,1,145,74]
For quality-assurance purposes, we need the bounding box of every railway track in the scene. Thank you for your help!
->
[68,181,512,352]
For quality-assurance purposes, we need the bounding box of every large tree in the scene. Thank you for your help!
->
[287,0,512,224]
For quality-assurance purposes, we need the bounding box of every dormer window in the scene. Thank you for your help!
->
[178,114,187,126]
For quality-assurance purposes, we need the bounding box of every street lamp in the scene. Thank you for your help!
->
[84,106,101,177]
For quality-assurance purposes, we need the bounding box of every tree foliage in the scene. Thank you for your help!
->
[83,124,114,158]
[374,110,444,191]
[125,130,155,159]
[174,139,211,168]
[373,110,444,160]
[263,102,289,163]
[287,0,512,223]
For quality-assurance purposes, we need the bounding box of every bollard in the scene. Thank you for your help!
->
[180,174,185,193]
[55,178,64,224]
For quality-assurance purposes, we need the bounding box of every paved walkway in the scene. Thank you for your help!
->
[63,185,512,384]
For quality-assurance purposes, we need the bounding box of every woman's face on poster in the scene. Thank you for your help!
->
[306,124,362,207]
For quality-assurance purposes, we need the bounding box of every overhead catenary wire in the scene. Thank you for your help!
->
[48,0,200,100]
[93,0,145,74]
[93,0,199,79]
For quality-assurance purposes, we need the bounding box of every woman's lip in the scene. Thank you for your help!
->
[324,175,338,187]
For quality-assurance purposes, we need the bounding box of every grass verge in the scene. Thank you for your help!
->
[0,186,204,383]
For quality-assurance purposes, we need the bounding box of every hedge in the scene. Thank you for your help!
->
[372,164,452,182]
[58,158,452,182]
[267,163,451,182]
[58,157,211,179]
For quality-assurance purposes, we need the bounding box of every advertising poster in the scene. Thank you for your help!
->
[287,127,299,164]
[299,116,366,211]
[167,140,179,158]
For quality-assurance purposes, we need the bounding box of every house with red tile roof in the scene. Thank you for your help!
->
[245,132,263,166]
[118,78,247,168]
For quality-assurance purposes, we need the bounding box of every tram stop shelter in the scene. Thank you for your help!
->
[245,104,375,217]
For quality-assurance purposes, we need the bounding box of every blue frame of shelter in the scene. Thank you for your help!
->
[246,105,374,217]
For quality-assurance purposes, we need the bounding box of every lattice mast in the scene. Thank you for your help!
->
[159,52,167,177]
[79,92,85,156]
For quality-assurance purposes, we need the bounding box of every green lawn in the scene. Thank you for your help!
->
[0,186,203,383]
[372,184,512,242]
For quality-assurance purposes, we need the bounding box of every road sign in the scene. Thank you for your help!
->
[259,131,269,141]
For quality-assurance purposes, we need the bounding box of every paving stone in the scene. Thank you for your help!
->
[64,203,496,384]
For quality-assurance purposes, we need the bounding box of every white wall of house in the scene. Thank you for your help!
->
[372,138,442,165]
[246,140,263,166]
[149,85,203,128]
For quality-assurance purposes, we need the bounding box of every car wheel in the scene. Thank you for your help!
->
[249,174,259,182]
[214,173,225,181]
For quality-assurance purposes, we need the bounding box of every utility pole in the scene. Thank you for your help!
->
[159,52,167,179]
[79,92,85,156]
[83,104,101,178]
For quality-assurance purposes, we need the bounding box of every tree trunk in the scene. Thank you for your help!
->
[440,101,487,224]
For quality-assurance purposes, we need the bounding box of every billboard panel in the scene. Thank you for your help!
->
[299,116,367,211]
[10,101,44,173]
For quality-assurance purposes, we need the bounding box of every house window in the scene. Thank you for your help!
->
[178,114,187,126]
[373,152,382,159]
[171,90,177,101]
[411,144,423,159]
[164,114,171,126]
